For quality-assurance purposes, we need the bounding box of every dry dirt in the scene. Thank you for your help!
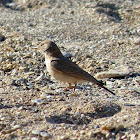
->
[0,0,140,140]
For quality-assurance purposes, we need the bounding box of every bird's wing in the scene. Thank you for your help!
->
[51,57,103,85]
[51,57,115,95]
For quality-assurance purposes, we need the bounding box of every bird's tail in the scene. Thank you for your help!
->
[98,84,116,95]
[90,77,116,95]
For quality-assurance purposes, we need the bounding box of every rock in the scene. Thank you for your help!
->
[95,65,133,79]
[0,33,6,42]
[12,125,20,129]
[40,93,51,99]
[134,39,140,45]
[88,130,102,137]
[121,135,127,139]
[115,125,125,132]
[6,3,17,9]
[58,135,69,140]
[35,73,44,81]
[32,130,41,135]
[31,137,38,140]
[31,99,43,105]
[40,132,52,138]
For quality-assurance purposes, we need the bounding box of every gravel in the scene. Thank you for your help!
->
[0,0,140,139]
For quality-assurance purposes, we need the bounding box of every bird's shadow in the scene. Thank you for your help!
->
[45,103,121,125]
[95,2,122,21]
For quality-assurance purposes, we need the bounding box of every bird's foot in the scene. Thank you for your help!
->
[63,83,77,92]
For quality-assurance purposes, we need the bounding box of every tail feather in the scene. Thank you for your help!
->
[98,84,116,95]
[90,78,116,95]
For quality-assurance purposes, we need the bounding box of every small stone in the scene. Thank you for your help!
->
[56,89,65,94]
[121,135,127,139]
[89,130,102,137]
[70,136,78,140]
[86,85,91,90]
[40,93,51,99]
[80,130,85,135]
[95,65,133,79]
[115,125,125,132]
[12,125,20,129]
[106,132,111,139]
[6,3,17,9]
[0,33,6,42]
[87,131,94,137]
[70,10,74,14]
[31,99,43,105]
[40,132,52,138]
[31,137,38,140]
[134,39,140,45]
[106,81,114,88]
[61,11,65,15]
[32,130,41,135]
[58,135,69,140]
[35,73,44,81]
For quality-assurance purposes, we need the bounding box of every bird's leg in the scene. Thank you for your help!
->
[63,83,77,92]
[72,83,77,92]
[63,83,72,91]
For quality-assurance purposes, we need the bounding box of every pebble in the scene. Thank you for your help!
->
[56,89,65,94]
[28,83,34,89]
[35,73,44,81]
[106,81,114,88]
[80,130,85,135]
[12,125,20,129]
[121,135,127,139]
[31,99,43,105]
[32,130,41,135]
[88,130,102,137]
[106,132,111,138]
[6,3,16,8]
[40,132,52,138]
[115,125,125,132]
[134,39,140,45]
[86,85,91,90]
[58,135,69,140]
[40,93,52,99]
[0,33,6,42]
[87,131,94,137]
[31,138,38,140]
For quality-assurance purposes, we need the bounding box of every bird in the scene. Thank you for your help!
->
[36,40,115,95]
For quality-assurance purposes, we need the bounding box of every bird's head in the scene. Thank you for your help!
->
[36,40,63,57]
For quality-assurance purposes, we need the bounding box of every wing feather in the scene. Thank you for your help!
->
[50,57,103,85]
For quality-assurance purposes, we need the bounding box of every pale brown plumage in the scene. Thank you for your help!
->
[37,40,115,95]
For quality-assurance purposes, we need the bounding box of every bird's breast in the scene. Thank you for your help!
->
[45,59,52,74]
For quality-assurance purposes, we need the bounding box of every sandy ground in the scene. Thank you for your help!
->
[0,0,140,139]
